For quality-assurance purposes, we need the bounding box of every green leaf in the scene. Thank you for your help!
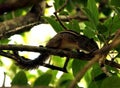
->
[33,73,52,86]
[58,73,74,82]
[83,8,96,29]
[88,64,107,88]
[72,0,87,6]
[43,17,63,32]
[57,73,74,88]
[66,0,73,12]
[67,20,81,33]
[110,0,120,7]
[58,79,72,88]
[72,59,92,86]
[97,23,108,34]
[11,71,28,86]
[72,59,87,76]
[91,63,103,78]
[87,0,99,26]
[101,76,120,88]
[52,56,65,68]
[115,45,120,53]
[54,0,63,10]
[114,7,120,16]
[88,80,103,88]
[83,27,96,38]
[84,22,96,38]
[0,39,10,44]
[83,0,99,30]
[104,15,120,34]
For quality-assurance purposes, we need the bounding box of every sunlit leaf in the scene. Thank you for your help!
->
[43,17,63,32]
[52,56,65,67]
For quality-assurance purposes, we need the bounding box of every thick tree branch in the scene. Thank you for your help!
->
[0,0,43,15]
[0,14,39,39]
[0,44,119,70]
[0,1,45,39]
[0,44,84,59]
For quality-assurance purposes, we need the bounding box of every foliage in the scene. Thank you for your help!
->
[0,0,120,88]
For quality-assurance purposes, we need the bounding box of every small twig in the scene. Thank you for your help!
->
[54,0,69,30]
[54,12,68,30]
[43,63,67,72]
[2,72,6,88]
[57,15,107,22]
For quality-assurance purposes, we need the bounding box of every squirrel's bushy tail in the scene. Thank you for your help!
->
[15,53,49,70]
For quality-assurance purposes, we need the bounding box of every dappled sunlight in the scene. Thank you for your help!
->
[0,24,57,87]
[28,24,56,46]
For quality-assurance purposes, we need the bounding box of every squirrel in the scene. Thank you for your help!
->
[14,30,99,70]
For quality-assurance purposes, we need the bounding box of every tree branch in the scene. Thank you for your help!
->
[0,1,45,39]
[0,44,85,59]
[57,15,107,22]
[0,50,69,72]
[0,0,43,15]
[0,44,119,70]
